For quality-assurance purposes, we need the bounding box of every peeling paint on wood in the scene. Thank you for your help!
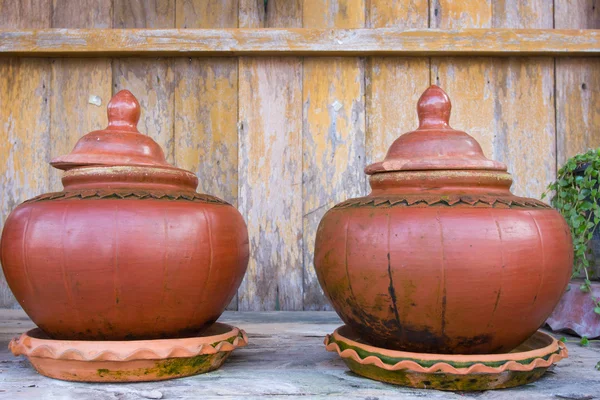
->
[366,0,429,179]
[173,0,239,310]
[238,0,303,311]
[303,0,366,310]
[49,0,113,192]
[0,0,51,309]
[2,28,600,57]
[238,57,303,311]
[48,59,112,191]
[112,0,175,163]
[432,0,556,199]
[556,0,600,167]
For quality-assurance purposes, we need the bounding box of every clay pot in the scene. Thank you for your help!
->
[0,91,249,340]
[314,86,573,354]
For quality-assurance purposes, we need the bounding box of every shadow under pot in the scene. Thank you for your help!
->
[0,90,249,340]
[314,85,573,354]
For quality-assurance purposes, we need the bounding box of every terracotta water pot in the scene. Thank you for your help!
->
[314,86,573,354]
[0,91,249,340]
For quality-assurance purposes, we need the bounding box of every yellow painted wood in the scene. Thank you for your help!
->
[173,0,239,309]
[48,60,112,191]
[431,0,492,28]
[432,0,555,199]
[4,29,600,56]
[303,0,366,310]
[237,0,303,311]
[176,0,238,29]
[238,57,303,310]
[491,1,555,198]
[430,0,494,160]
[49,0,113,192]
[366,0,429,171]
[112,0,175,163]
[0,2,51,307]
[556,0,600,167]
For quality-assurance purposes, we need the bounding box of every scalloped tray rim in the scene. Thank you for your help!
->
[9,323,248,362]
[324,326,568,375]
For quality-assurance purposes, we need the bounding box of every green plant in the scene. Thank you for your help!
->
[543,148,600,315]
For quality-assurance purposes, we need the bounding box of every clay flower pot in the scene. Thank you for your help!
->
[314,86,573,354]
[1,90,249,340]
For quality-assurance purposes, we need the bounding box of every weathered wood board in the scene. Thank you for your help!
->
[302,0,367,310]
[0,0,52,308]
[173,0,239,309]
[432,0,556,199]
[0,0,599,311]
[49,0,113,192]
[556,0,600,166]
[112,0,176,163]
[3,28,600,56]
[238,0,303,311]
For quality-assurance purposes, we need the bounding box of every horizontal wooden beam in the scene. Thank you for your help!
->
[0,29,599,57]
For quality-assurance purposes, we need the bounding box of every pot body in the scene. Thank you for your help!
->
[315,174,572,354]
[1,192,249,340]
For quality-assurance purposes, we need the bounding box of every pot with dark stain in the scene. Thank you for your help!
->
[0,91,249,340]
[314,86,573,354]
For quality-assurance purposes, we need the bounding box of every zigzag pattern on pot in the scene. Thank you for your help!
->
[24,190,229,205]
[333,195,551,209]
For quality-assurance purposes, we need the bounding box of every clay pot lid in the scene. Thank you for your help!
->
[51,90,172,171]
[365,85,507,175]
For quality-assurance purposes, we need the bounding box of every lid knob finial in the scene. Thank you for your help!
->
[107,90,141,132]
[417,85,451,129]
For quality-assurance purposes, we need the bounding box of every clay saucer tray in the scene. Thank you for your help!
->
[325,325,567,391]
[9,322,247,382]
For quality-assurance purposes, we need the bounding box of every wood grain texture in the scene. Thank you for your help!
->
[432,0,555,198]
[238,57,303,311]
[3,29,600,56]
[492,1,555,198]
[556,0,600,167]
[239,0,301,28]
[0,0,51,28]
[51,0,112,28]
[173,0,239,310]
[112,0,175,163]
[49,0,113,192]
[303,0,366,310]
[237,0,303,311]
[113,0,174,29]
[0,2,51,308]
[365,0,429,174]
[176,0,238,29]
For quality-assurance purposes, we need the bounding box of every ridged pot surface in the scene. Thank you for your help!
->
[1,196,248,340]
[314,86,573,354]
[0,91,249,340]
[315,197,571,354]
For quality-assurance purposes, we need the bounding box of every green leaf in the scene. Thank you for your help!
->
[581,336,589,346]
[580,284,591,293]
[594,307,600,315]
[596,361,600,371]
[560,337,567,343]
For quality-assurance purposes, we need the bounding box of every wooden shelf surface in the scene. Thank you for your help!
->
[0,28,599,57]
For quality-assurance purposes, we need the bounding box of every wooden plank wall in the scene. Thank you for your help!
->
[1,0,599,310]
